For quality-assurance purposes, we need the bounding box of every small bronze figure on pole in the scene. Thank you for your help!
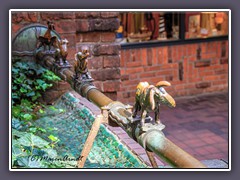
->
[54,38,69,65]
[37,21,57,51]
[133,81,176,129]
[74,49,92,81]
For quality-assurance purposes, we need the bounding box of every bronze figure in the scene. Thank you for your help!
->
[133,81,176,128]
[74,50,92,80]
[37,21,57,50]
[54,38,69,65]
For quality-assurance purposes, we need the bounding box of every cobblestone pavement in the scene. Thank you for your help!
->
[79,91,229,167]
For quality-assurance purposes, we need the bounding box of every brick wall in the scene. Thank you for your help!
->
[11,11,120,100]
[11,12,229,105]
[118,41,229,104]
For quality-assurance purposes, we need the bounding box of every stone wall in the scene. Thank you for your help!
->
[11,11,120,100]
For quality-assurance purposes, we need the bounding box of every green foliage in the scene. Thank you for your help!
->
[12,62,60,105]
[11,62,75,168]
[12,129,77,168]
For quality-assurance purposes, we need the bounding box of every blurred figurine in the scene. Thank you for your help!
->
[54,38,69,65]
[133,81,176,128]
[37,21,57,51]
[74,50,92,80]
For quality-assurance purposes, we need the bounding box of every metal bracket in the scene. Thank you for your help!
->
[136,123,165,150]
[101,101,133,126]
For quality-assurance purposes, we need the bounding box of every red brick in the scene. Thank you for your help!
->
[144,66,161,72]
[162,47,168,64]
[215,69,227,75]
[195,60,211,67]
[101,32,116,42]
[103,81,120,92]
[142,49,147,66]
[139,72,155,78]
[61,34,76,48]
[65,47,76,61]
[62,12,75,19]
[152,47,158,65]
[40,12,63,21]
[76,19,90,32]
[103,68,121,80]
[93,81,103,91]
[195,82,211,89]
[88,56,103,69]
[79,32,101,42]
[120,50,125,67]
[121,75,129,81]
[201,53,217,59]
[156,70,173,76]
[89,18,119,31]
[54,20,76,34]
[125,67,144,74]
[91,68,120,81]
[104,92,117,101]
[75,12,100,19]
[220,58,228,64]
[204,75,219,81]
[12,12,38,23]
[147,48,153,66]
[103,55,120,68]
[100,12,119,18]
[12,24,24,35]
[92,43,120,56]
[127,61,142,67]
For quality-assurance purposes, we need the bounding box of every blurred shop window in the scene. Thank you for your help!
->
[185,12,228,39]
[116,12,180,43]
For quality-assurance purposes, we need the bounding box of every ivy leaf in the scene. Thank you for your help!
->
[20,99,32,108]
[22,114,33,121]
[20,87,28,93]
[43,148,58,158]
[12,118,22,130]
[26,91,35,97]
[48,135,59,142]
[18,133,49,148]
[12,106,22,118]
[35,68,46,76]
[12,129,26,138]
[39,109,45,114]
[16,156,43,168]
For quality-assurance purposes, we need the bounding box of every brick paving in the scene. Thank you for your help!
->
[75,90,229,167]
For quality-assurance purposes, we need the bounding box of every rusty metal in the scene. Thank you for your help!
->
[135,126,206,168]
[78,115,103,168]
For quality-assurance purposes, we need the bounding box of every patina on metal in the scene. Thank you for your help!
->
[12,24,206,168]
[133,81,176,128]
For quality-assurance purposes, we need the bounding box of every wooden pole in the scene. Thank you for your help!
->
[78,115,103,168]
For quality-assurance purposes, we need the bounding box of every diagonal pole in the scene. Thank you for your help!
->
[146,150,158,168]
[78,114,103,168]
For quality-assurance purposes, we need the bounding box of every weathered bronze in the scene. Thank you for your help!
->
[37,21,58,51]
[133,81,176,129]
[35,53,206,168]
[54,38,69,65]
[14,23,207,168]
[74,50,93,81]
